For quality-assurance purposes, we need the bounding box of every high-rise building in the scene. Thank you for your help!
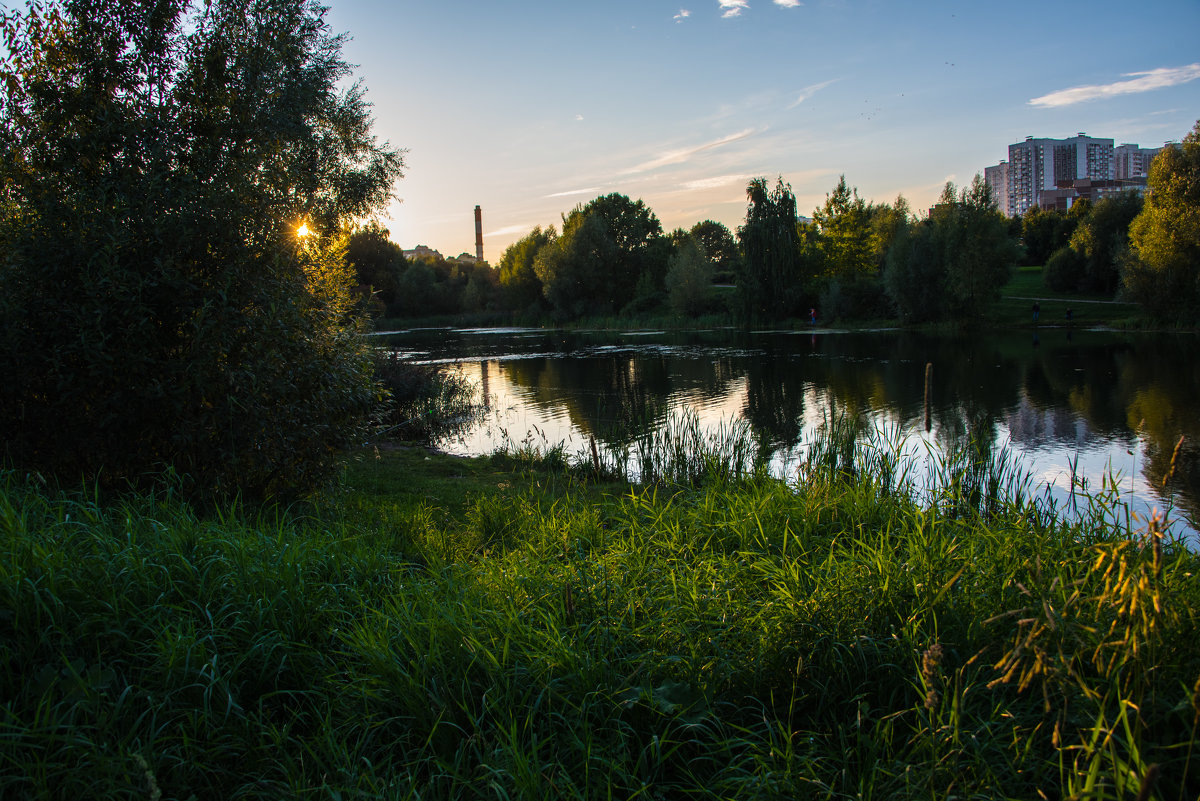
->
[1113,143,1163,179]
[984,161,1009,214]
[1004,133,1114,217]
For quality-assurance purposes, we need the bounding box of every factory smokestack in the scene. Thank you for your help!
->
[474,205,483,262]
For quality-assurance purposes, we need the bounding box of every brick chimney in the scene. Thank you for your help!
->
[474,205,483,262]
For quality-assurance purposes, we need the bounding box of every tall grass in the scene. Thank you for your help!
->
[1,431,1197,798]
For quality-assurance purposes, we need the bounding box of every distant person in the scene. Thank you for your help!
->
[1032,301,1040,324]
[810,308,817,325]
[1066,307,1073,324]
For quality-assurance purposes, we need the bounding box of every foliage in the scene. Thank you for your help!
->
[808,184,909,321]
[689,219,741,282]
[533,194,665,318]
[534,209,620,317]
[1125,120,1200,322]
[387,255,497,317]
[371,350,478,444]
[812,175,877,281]
[936,176,1021,321]
[870,194,912,271]
[497,225,554,313]
[345,222,408,316]
[1043,244,1088,293]
[583,192,668,306]
[1021,205,1079,266]
[1044,192,1143,296]
[736,177,812,320]
[664,233,713,316]
[883,178,1017,323]
[0,0,403,501]
[882,219,946,323]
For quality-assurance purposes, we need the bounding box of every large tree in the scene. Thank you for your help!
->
[497,226,555,313]
[737,177,811,320]
[884,178,1018,323]
[689,219,741,280]
[1125,121,1200,322]
[1045,191,1142,296]
[937,176,1020,320]
[579,193,667,308]
[664,233,712,316]
[0,0,403,500]
[812,175,876,280]
[534,210,619,318]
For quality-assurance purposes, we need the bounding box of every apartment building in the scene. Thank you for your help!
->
[1002,133,1114,217]
[1113,143,1163,179]
[984,161,1009,215]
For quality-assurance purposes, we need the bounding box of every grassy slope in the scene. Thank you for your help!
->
[2,448,1198,799]
[989,266,1139,328]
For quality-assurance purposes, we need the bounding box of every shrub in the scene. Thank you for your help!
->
[1044,246,1087,293]
[372,351,478,444]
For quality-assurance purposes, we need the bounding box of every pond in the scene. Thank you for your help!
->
[377,325,1200,543]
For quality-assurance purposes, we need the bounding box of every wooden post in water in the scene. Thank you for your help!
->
[924,363,933,432]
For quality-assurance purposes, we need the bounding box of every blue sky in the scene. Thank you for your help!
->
[324,0,1200,261]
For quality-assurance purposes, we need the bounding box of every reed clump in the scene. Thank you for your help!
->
[1,428,1197,799]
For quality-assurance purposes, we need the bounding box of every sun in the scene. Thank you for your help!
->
[297,223,311,238]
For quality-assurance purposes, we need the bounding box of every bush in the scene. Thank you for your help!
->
[1044,246,1087,293]
[372,351,478,444]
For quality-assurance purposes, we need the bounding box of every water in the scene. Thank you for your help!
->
[378,325,1200,542]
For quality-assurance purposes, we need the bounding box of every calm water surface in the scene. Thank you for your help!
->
[379,326,1200,542]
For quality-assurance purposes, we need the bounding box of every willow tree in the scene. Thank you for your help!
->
[737,177,811,321]
[0,0,404,500]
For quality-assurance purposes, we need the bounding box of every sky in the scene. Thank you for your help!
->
[323,0,1200,262]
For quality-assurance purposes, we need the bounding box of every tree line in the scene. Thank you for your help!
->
[354,123,1199,327]
[490,175,1017,325]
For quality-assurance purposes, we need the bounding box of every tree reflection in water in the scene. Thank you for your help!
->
[383,327,1200,538]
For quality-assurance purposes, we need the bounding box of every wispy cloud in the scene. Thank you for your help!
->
[680,174,753,191]
[787,78,838,109]
[719,0,748,18]
[674,8,691,22]
[1030,63,1200,107]
[574,114,584,121]
[621,129,758,175]
[545,187,602,198]
[774,0,802,6]
[484,224,536,239]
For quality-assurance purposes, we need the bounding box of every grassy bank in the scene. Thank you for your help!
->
[990,266,1139,329]
[2,436,1198,798]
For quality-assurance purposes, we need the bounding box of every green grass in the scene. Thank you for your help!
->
[1,432,1198,798]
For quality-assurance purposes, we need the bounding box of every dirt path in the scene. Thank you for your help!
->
[1004,295,1127,306]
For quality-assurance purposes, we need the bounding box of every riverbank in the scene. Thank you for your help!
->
[1,441,1197,798]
